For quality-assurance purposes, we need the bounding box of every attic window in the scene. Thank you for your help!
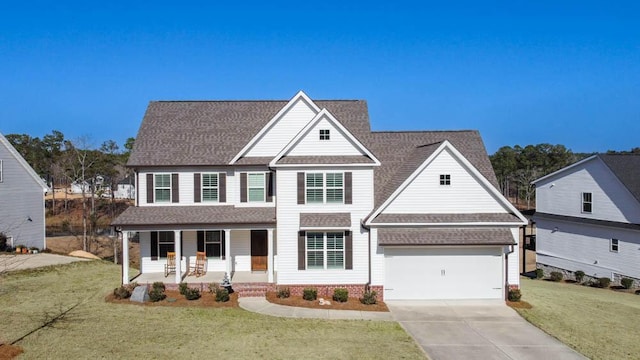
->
[610,238,619,253]
[582,192,592,213]
[319,129,330,140]
[439,174,451,186]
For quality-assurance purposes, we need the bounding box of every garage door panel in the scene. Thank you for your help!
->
[384,247,504,300]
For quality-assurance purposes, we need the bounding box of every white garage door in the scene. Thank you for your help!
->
[384,247,504,300]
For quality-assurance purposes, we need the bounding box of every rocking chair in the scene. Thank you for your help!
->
[189,251,207,277]
[164,252,176,277]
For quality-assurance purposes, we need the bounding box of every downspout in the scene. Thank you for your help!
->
[505,243,515,301]
[361,219,371,288]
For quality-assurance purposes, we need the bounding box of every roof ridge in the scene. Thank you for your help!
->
[150,99,365,103]
[371,129,479,134]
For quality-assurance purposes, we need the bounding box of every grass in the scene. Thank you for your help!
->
[517,277,640,360]
[0,261,424,359]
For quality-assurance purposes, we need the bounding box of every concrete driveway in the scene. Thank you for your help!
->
[387,300,586,360]
[0,253,89,273]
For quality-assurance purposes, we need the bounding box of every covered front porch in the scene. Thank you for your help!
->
[131,270,273,285]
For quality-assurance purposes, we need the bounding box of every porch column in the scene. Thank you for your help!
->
[267,228,274,283]
[224,229,231,276]
[175,230,182,284]
[121,231,129,285]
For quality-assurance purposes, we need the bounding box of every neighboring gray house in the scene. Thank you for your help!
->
[114,176,135,199]
[533,154,640,284]
[0,133,48,249]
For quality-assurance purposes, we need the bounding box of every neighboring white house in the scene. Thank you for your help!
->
[532,154,640,284]
[114,176,135,199]
[112,91,527,300]
[0,132,48,249]
[70,180,90,194]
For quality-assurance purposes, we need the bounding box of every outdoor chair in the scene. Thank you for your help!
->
[189,251,207,277]
[164,252,176,277]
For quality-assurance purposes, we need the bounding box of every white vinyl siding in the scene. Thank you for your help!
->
[287,116,365,156]
[202,173,219,202]
[155,174,171,202]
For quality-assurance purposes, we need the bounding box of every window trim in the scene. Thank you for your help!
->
[305,231,345,270]
[610,238,619,253]
[157,231,175,259]
[0,159,3,182]
[439,174,451,186]
[201,173,219,202]
[582,192,592,213]
[247,172,266,202]
[319,129,330,140]
[154,174,172,203]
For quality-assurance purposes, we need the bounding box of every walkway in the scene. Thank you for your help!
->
[238,297,394,321]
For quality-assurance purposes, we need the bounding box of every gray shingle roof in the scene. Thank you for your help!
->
[371,213,522,224]
[533,212,640,229]
[378,227,515,246]
[277,155,376,165]
[112,206,276,228]
[599,154,640,203]
[299,213,352,228]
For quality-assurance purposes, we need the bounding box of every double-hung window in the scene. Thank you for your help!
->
[155,174,171,202]
[205,230,224,258]
[202,173,219,202]
[582,192,592,213]
[306,232,345,270]
[610,239,619,253]
[248,173,265,202]
[306,173,344,204]
[157,231,175,258]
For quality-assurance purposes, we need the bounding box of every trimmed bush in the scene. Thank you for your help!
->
[333,288,349,303]
[215,287,230,302]
[113,286,131,299]
[621,278,634,290]
[178,282,189,295]
[276,287,291,299]
[550,271,563,282]
[508,288,522,302]
[208,283,218,294]
[360,290,377,305]
[592,277,611,288]
[574,270,585,283]
[183,287,201,300]
[535,268,544,279]
[152,282,166,291]
[149,284,166,302]
[302,288,317,301]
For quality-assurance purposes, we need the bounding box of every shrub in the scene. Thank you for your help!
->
[149,285,166,302]
[215,287,230,302]
[360,290,377,305]
[152,282,166,291]
[276,287,291,299]
[535,268,544,279]
[592,277,611,288]
[333,288,349,303]
[178,282,189,295]
[621,278,634,289]
[574,270,585,283]
[302,288,317,301]
[208,283,218,294]
[183,287,201,300]
[113,286,132,299]
[550,271,563,282]
[508,288,522,302]
[0,232,7,252]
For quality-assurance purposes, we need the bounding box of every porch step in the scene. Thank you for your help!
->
[232,282,270,298]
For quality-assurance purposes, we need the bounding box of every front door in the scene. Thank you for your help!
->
[251,230,268,271]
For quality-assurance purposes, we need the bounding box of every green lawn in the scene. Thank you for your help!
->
[0,261,423,359]
[517,277,640,360]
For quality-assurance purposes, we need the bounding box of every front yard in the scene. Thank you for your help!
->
[0,261,423,359]
[517,277,640,360]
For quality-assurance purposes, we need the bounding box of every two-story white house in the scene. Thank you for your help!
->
[533,154,640,285]
[112,91,526,300]
[0,133,48,250]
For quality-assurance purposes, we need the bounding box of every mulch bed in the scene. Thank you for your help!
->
[507,300,533,309]
[265,292,389,312]
[0,344,23,360]
[105,290,239,308]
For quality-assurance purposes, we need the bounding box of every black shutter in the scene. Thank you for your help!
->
[221,231,226,260]
[344,172,352,204]
[146,174,154,203]
[297,172,305,204]
[298,231,306,270]
[150,232,158,260]
[171,173,179,203]
[240,173,247,202]
[194,173,201,203]
[219,173,226,203]
[345,230,353,270]
[266,172,274,202]
[197,231,204,252]
[136,172,140,206]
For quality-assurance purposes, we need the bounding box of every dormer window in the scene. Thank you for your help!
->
[439,174,451,186]
[319,129,330,140]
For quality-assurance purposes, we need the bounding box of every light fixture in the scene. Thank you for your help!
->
[27,216,33,222]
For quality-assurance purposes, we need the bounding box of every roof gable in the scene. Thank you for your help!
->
[0,133,48,191]
[599,154,640,203]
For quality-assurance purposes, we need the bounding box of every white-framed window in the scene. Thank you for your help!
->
[439,174,451,185]
[306,232,344,270]
[0,159,3,182]
[610,238,619,253]
[155,174,171,202]
[248,173,265,202]
[157,231,175,258]
[582,192,592,213]
[202,173,219,202]
[306,173,344,204]
[205,230,224,258]
[319,129,330,140]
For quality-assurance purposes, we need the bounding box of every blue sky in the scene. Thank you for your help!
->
[1,1,638,154]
